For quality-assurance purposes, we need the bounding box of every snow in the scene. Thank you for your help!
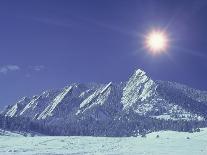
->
[121,69,156,109]
[0,128,207,155]
[100,82,112,94]
[77,83,113,114]
[5,104,18,117]
[5,97,31,117]
[37,86,73,119]
[0,130,22,137]
[20,96,40,116]
[2,68,207,135]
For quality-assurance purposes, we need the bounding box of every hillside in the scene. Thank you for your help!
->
[1,69,207,136]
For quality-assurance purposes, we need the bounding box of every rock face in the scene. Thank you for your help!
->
[1,69,207,136]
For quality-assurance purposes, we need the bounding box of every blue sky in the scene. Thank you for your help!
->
[1,0,207,108]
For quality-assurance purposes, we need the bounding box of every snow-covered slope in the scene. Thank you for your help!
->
[0,129,23,137]
[121,69,156,108]
[1,128,207,155]
[1,69,207,136]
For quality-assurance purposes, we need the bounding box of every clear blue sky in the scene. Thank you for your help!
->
[1,0,207,108]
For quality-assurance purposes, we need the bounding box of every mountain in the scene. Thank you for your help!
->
[0,69,207,136]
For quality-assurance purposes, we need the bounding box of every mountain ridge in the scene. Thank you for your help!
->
[1,69,207,136]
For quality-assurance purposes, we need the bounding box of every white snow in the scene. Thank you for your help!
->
[20,96,40,116]
[121,69,156,109]
[0,130,22,137]
[100,82,112,94]
[79,83,111,109]
[2,68,207,132]
[5,97,30,117]
[0,128,207,155]
[77,82,112,114]
[37,86,73,119]
[5,104,18,117]
[79,90,100,109]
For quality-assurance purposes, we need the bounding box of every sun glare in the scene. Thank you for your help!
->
[145,30,168,54]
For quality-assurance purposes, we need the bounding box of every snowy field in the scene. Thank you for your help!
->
[0,129,207,155]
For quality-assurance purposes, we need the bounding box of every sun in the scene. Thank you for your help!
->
[145,30,168,54]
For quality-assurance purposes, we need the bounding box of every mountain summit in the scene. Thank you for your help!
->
[1,69,207,136]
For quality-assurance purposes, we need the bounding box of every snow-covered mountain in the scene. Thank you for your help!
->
[1,69,207,136]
